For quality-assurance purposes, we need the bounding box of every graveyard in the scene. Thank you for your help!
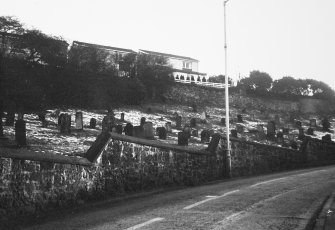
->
[1,102,334,156]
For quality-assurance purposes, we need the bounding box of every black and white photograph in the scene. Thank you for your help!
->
[1,0,335,229]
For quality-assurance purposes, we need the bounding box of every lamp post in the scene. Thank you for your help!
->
[224,0,231,177]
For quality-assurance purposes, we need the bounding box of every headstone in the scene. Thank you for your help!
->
[295,121,302,128]
[156,127,167,139]
[207,133,221,153]
[307,127,314,135]
[176,115,182,129]
[322,118,331,131]
[267,121,276,138]
[221,118,225,125]
[124,123,133,136]
[237,114,243,123]
[165,122,172,133]
[143,122,154,139]
[15,119,26,147]
[310,119,317,127]
[231,129,238,138]
[116,124,123,134]
[275,115,280,125]
[201,130,211,142]
[102,116,109,132]
[192,103,197,112]
[236,124,244,133]
[209,129,215,137]
[183,125,191,138]
[322,134,332,142]
[190,118,197,127]
[17,111,24,120]
[133,126,144,138]
[140,117,146,127]
[191,129,198,137]
[90,118,97,129]
[65,114,71,134]
[75,112,83,130]
[257,124,264,133]
[178,132,189,146]
[298,128,305,140]
[59,114,67,134]
[120,113,125,122]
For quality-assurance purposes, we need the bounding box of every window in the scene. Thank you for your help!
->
[183,61,191,69]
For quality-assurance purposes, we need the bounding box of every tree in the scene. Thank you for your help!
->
[272,76,305,95]
[208,74,233,84]
[305,79,335,99]
[238,70,273,92]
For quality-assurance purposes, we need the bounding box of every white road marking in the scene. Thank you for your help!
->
[183,190,239,210]
[206,195,219,198]
[250,177,287,188]
[124,217,164,230]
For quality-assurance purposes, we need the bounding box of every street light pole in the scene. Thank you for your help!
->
[224,0,231,178]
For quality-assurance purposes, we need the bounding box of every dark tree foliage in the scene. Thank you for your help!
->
[238,70,273,92]
[208,74,233,84]
[272,76,305,95]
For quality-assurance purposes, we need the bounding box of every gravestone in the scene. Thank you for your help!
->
[140,117,146,127]
[221,118,225,125]
[191,129,198,137]
[298,128,305,140]
[133,126,144,138]
[143,122,154,139]
[15,119,26,147]
[183,125,191,138]
[231,129,238,138]
[192,103,197,112]
[275,115,280,125]
[322,118,331,131]
[102,116,109,132]
[201,130,211,143]
[116,124,123,134]
[295,121,302,128]
[310,119,317,127]
[124,123,133,136]
[236,124,244,133]
[190,118,197,127]
[237,114,243,123]
[90,118,97,129]
[65,114,71,134]
[201,111,206,120]
[207,133,221,153]
[267,121,276,138]
[165,122,172,133]
[209,129,215,137]
[176,115,182,129]
[120,113,125,122]
[75,112,83,130]
[307,127,314,135]
[156,127,167,139]
[17,111,24,120]
[257,124,264,133]
[178,132,189,146]
[322,134,332,142]
[59,114,67,134]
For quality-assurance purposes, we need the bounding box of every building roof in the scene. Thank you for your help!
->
[72,41,136,53]
[139,49,198,62]
[172,68,206,76]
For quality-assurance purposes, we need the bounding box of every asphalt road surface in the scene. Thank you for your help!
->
[21,166,335,230]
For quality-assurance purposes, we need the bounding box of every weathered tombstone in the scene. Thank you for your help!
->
[267,121,276,138]
[124,123,133,136]
[201,130,211,142]
[310,119,317,127]
[140,117,146,127]
[207,133,221,153]
[191,129,198,137]
[295,121,302,128]
[220,118,225,125]
[231,129,238,138]
[322,118,331,131]
[237,114,243,123]
[102,116,109,132]
[275,115,280,125]
[58,113,65,126]
[133,126,144,138]
[209,129,215,137]
[90,118,97,129]
[75,112,83,130]
[143,122,154,139]
[190,118,197,127]
[322,134,332,142]
[298,128,305,140]
[176,115,182,129]
[165,122,172,133]
[59,114,67,134]
[116,124,123,134]
[178,132,189,146]
[250,114,255,121]
[65,114,71,134]
[236,124,244,133]
[183,125,191,138]
[257,124,264,133]
[15,119,26,147]
[307,127,314,135]
[120,113,125,122]
[192,103,197,112]
[17,111,24,120]
[156,127,167,139]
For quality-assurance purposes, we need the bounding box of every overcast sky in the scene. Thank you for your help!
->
[1,0,335,88]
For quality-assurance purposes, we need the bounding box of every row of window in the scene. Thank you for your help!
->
[175,75,207,82]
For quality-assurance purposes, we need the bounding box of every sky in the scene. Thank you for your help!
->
[1,0,335,88]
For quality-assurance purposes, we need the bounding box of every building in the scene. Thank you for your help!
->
[139,49,208,82]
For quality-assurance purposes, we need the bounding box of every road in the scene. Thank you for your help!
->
[21,166,335,230]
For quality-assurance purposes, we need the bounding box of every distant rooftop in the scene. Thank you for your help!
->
[73,41,136,53]
[139,49,198,62]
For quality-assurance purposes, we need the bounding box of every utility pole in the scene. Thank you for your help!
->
[224,0,231,177]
